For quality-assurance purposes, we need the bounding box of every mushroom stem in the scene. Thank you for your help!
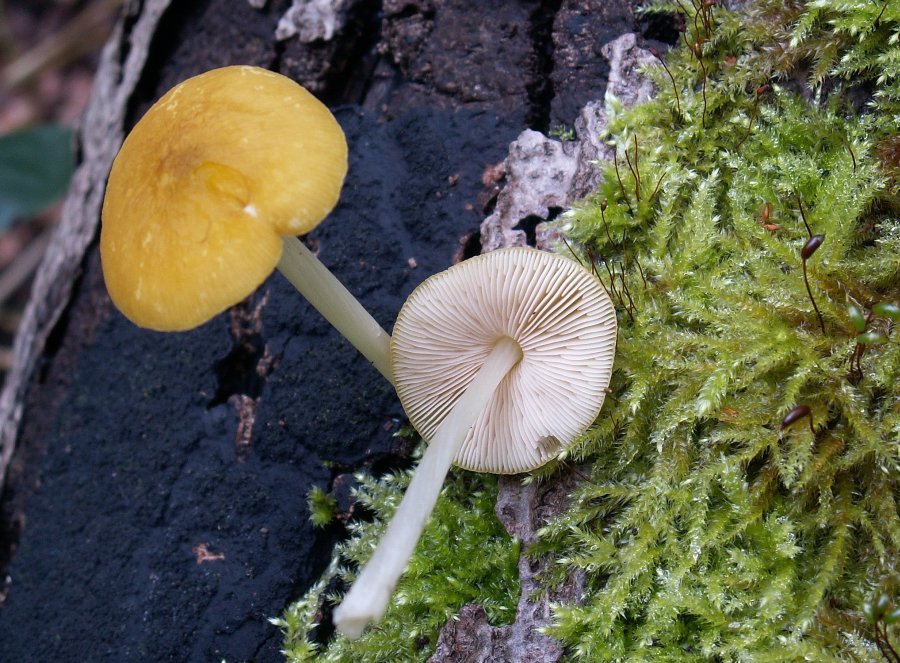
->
[277,236,394,383]
[333,336,524,639]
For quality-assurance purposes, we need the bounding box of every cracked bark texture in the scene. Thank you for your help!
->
[0,2,658,661]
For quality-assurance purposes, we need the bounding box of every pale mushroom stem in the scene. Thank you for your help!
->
[277,236,394,383]
[333,336,524,639]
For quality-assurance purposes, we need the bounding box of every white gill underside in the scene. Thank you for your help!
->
[391,247,617,474]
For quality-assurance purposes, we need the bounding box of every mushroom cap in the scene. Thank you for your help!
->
[100,66,348,331]
[391,247,617,474]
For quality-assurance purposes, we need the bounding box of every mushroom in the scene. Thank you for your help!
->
[333,247,617,638]
[100,66,392,381]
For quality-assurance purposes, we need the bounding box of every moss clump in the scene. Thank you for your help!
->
[307,486,338,528]
[278,1,900,660]
[532,0,900,660]
[275,447,520,662]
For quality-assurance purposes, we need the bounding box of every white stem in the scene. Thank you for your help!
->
[333,336,524,639]
[277,236,393,384]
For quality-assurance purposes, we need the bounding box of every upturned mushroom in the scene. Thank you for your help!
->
[100,66,392,381]
[333,247,618,638]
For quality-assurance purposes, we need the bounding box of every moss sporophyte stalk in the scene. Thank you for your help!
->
[282,0,900,661]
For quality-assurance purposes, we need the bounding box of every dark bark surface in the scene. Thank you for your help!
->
[0,1,654,660]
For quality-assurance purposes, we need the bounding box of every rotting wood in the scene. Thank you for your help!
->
[0,0,174,494]
[0,3,648,657]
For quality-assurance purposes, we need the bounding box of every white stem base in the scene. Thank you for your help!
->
[277,236,393,384]
[333,336,523,639]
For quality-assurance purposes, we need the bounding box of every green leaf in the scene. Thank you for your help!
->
[884,607,900,625]
[863,601,877,625]
[875,594,892,621]
[0,124,74,229]
[848,304,867,331]
[857,331,888,344]
[873,302,900,320]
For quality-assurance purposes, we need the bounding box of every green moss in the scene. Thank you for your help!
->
[535,0,900,660]
[278,1,900,660]
[276,445,520,662]
[307,486,338,528]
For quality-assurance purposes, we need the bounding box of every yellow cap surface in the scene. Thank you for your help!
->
[101,65,348,331]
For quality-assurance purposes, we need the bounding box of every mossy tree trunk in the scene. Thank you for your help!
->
[0,1,662,661]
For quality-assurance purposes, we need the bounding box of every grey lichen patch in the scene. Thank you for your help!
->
[601,32,655,112]
[479,32,654,253]
[275,0,350,42]
[479,130,579,253]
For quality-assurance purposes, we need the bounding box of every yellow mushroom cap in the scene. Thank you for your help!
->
[100,65,348,331]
